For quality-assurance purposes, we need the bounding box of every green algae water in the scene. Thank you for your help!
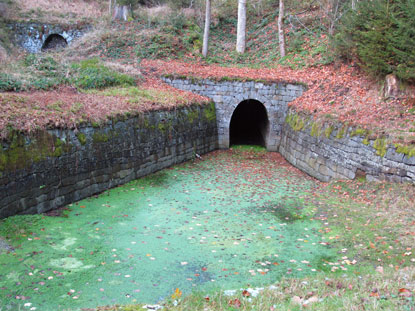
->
[0,148,333,310]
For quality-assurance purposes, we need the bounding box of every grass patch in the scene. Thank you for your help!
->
[0,54,137,92]
[230,144,267,155]
[261,198,308,223]
[0,215,44,241]
[0,73,23,91]
[71,58,135,90]
[96,267,415,310]
[84,85,188,106]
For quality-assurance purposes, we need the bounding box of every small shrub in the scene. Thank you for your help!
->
[71,58,135,89]
[0,73,23,91]
[24,54,59,73]
[30,77,63,90]
[136,33,184,59]
[373,138,388,157]
[335,0,415,83]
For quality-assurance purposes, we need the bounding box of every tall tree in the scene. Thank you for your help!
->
[278,0,286,57]
[202,0,211,57]
[351,0,358,10]
[236,0,247,53]
[112,0,131,21]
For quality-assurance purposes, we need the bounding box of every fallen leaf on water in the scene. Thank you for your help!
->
[171,288,182,300]
[399,288,412,297]
[304,296,319,305]
[375,266,384,274]
[291,296,303,305]
[228,298,241,308]
[242,290,250,297]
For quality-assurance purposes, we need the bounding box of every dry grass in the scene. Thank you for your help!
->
[96,267,415,310]
[63,22,111,59]
[103,60,143,78]
[374,183,415,247]
[11,0,106,22]
[0,44,7,63]
[136,4,172,25]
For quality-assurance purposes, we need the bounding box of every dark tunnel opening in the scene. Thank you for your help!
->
[229,99,269,147]
[42,34,68,51]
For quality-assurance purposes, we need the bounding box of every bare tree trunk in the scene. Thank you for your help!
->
[202,0,211,57]
[236,0,246,54]
[113,3,129,21]
[109,0,113,16]
[278,0,286,57]
[351,0,358,10]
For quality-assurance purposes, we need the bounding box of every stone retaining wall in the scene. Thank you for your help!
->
[279,108,415,183]
[7,22,90,53]
[0,104,217,218]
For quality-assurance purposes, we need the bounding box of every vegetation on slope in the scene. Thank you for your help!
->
[0,0,414,149]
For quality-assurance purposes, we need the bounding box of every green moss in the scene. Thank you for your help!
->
[188,109,199,124]
[336,126,347,139]
[295,118,305,131]
[362,138,370,145]
[140,116,155,130]
[92,132,110,143]
[91,121,101,128]
[52,138,65,157]
[324,125,334,138]
[351,128,368,137]
[286,113,305,131]
[10,132,25,149]
[310,122,322,137]
[55,138,63,147]
[373,138,388,157]
[0,152,6,171]
[158,121,172,133]
[395,144,415,158]
[0,131,72,171]
[53,147,63,157]
[285,113,293,125]
[76,133,87,145]
[204,102,216,122]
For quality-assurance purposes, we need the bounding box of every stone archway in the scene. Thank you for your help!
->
[41,34,68,51]
[229,99,269,147]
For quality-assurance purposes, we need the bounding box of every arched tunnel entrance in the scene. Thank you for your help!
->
[229,99,269,147]
[42,34,68,51]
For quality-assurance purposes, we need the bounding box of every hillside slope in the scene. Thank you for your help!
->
[0,1,414,146]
